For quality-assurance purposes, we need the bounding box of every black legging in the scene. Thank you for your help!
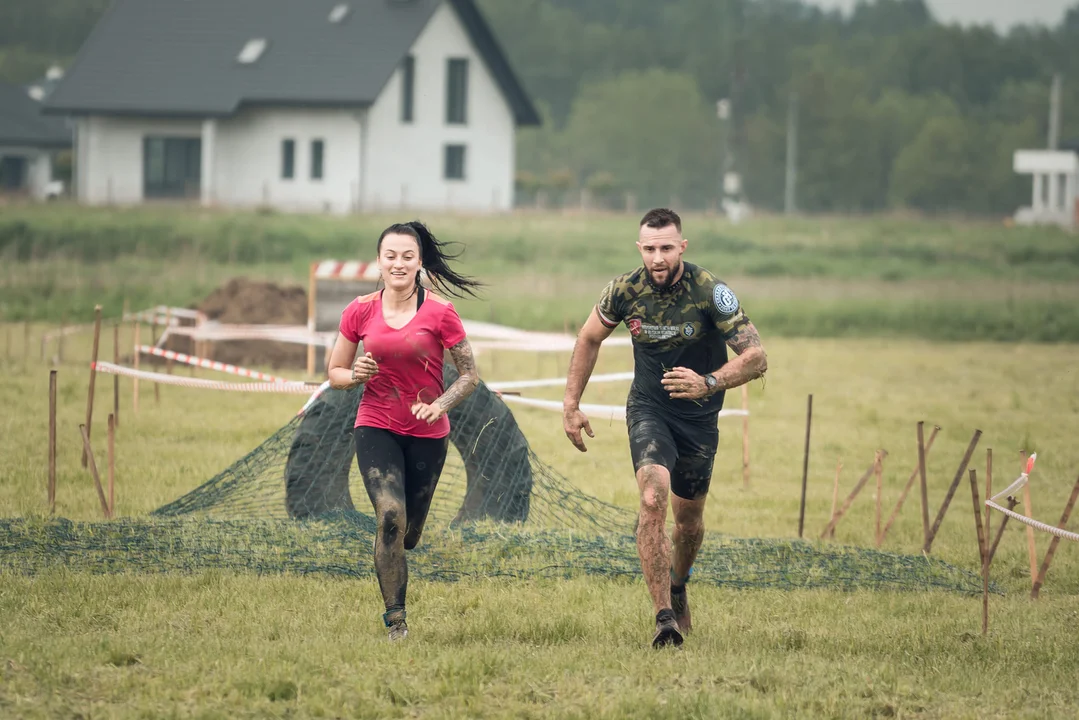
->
[354,426,449,615]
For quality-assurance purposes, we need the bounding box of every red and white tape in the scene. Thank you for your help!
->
[136,345,295,383]
[92,361,319,394]
[314,260,381,280]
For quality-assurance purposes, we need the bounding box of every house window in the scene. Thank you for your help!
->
[401,55,415,123]
[143,137,201,198]
[446,58,468,125]
[311,139,324,180]
[281,139,295,179]
[444,144,466,180]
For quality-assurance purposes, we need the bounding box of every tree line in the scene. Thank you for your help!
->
[3,0,1079,215]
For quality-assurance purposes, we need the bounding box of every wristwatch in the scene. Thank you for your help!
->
[704,374,718,391]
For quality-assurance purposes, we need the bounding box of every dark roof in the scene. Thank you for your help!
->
[43,0,540,126]
[0,82,72,148]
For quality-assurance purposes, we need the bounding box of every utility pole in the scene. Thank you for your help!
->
[1048,73,1062,150]
[784,90,798,215]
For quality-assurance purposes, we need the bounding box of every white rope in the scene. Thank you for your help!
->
[985,500,1079,543]
[487,372,635,391]
[92,361,318,394]
[498,393,749,422]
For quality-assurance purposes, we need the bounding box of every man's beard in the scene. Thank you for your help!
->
[647,262,681,290]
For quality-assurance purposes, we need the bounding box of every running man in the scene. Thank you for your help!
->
[562,208,768,648]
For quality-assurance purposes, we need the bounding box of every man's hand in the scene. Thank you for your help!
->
[662,367,713,400]
[351,352,378,383]
[563,407,594,452]
[411,402,445,425]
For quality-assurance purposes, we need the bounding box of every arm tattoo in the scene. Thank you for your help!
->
[707,322,767,394]
[437,339,479,412]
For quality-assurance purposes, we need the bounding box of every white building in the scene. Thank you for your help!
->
[43,0,540,214]
[1013,149,1079,230]
[0,81,71,200]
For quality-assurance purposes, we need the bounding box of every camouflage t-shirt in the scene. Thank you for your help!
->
[596,261,749,420]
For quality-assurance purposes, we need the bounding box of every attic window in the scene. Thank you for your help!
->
[237,38,267,64]
[329,4,350,23]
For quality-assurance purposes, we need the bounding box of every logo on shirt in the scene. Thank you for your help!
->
[714,284,739,315]
[627,318,642,337]
[682,323,696,338]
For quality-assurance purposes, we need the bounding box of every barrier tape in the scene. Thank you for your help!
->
[91,361,319,394]
[985,454,1079,543]
[136,345,295,383]
[486,372,635,391]
[498,394,749,423]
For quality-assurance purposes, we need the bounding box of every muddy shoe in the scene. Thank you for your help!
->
[671,584,691,634]
[652,609,683,648]
[384,609,408,642]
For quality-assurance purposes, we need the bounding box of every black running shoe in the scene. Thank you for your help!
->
[652,608,683,648]
[671,585,692,634]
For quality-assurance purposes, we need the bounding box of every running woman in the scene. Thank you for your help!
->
[327,220,482,641]
[562,208,768,648]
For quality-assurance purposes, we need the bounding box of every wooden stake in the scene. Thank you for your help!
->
[969,468,986,565]
[1018,450,1037,587]
[23,321,30,363]
[917,421,930,547]
[925,429,982,554]
[132,321,141,414]
[798,393,812,538]
[152,317,160,404]
[107,413,115,515]
[1031,472,1079,600]
[78,423,112,519]
[820,451,888,539]
[48,369,57,514]
[741,384,750,490]
[112,323,120,429]
[982,450,992,637]
[874,450,884,546]
[828,459,841,539]
[880,425,941,544]
[81,305,103,468]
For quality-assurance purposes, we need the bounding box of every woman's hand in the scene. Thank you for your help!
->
[410,402,446,425]
[351,352,379,383]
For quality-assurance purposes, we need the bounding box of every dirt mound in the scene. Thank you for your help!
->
[158,278,313,371]
[199,278,308,326]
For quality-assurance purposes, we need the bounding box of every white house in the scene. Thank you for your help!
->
[1013,149,1079,230]
[0,81,71,200]
[43,0,540,215]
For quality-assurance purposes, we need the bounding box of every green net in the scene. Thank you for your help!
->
[0,366,996,595]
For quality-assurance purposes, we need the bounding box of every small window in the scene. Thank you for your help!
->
[446,58,468,125]
[401,55,415,123]
[328,3,350,23]
[444,144,466,180]
[238,38,267,64]
[281,139,295,179]
[311,139,324,180]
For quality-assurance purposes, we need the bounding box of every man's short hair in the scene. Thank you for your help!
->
[640,208,682,233]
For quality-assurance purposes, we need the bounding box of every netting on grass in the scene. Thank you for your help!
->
[0,365,994,594]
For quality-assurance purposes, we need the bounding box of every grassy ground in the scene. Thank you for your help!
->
[2,318,1079,717]
[3,204,1079,341]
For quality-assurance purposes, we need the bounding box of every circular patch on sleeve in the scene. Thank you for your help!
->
[713,284,739,315]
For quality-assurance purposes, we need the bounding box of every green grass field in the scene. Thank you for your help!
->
[2,300,1079,717]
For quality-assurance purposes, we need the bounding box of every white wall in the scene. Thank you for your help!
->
[0,146,55,200]
[77,116,202,205]
[362,1,516,212]
[213,108,361,214]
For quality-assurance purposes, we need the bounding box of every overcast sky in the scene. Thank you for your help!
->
[806,0,1074,31]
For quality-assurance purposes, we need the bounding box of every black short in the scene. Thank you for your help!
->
[627,408,719,500]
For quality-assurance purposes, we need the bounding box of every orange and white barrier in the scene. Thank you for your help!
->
[91,361,319,395]
[136,345,295,383]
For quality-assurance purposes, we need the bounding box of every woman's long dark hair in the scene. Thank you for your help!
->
[377,221,484,300]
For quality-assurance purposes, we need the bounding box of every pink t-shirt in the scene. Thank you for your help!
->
[339,291,467,438]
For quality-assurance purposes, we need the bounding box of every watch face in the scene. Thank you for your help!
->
[705,375,717,387]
